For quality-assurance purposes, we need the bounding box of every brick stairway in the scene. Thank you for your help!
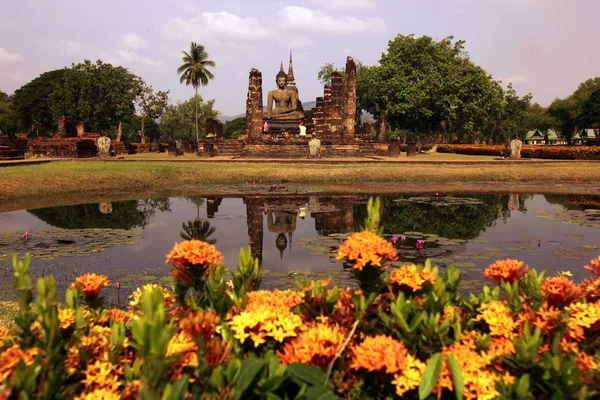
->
[217,140,243,157]
[0,145,22,160]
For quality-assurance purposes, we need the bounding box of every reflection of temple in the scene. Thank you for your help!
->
[244,195,359,263]
[206,197,223,218]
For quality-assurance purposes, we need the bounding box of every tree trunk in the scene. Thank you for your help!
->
[140,116,146,144]
[116,121,122,142]
[195,86,199,153]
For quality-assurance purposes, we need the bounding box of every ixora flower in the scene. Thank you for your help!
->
[541,276,581,307]
[484,259,529,284]
[278,322,347,368]
[70,273,110,300]
[584,256,600,277]
[388,264,437,293]
[336,231,398,271]
[165,240,224,283]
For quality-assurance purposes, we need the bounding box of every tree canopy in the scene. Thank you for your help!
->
[160,95,218,141]
[0,91,17,135]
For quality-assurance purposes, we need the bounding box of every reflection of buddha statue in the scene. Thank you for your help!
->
[264,52,305,134]
[267,208,297,259]
[275,233,288,259]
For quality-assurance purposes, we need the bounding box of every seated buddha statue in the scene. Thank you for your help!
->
[264,63,304,133]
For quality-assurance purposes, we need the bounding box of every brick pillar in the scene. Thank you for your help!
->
[330,71,343,142]
[323,84,332,142]
[314,97,324,138]
[245,198,263,265]
[343,57,357,142]
[76,122,85,138]
[246,69,263,143]
[341,199,354,233]
[376,110,387,141]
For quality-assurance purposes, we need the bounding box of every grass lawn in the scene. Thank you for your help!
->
[1,159,600,207]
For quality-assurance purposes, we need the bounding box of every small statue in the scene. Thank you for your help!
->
[266,64,304,120]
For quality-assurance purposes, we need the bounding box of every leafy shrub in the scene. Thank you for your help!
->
[437,144,600,160]
[1,199,600,399]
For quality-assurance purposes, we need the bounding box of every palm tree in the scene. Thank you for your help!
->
[180,220,217,244]
[177,43,216,150]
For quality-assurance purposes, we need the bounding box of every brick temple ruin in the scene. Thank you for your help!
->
[200,54,389,158]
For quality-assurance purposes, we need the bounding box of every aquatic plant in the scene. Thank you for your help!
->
[1,198,600,399]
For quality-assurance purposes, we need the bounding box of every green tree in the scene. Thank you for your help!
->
[577,89,600,143]
[160,96,218,141]
[526,103,552,142]
[137,84,169,144]
[361,35,503,142]
[13,69,66,136]
[177,43,216,150]
[223,117,246,139]
[317,63,337,85]
[548,97,577,145]
[571,77,600,118]
[0,91,17,135]
[49,60,141,135]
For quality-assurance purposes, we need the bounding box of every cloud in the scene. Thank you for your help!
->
[277,6,387,35]
[498,74,529,85]
[6,71,28,82]
[342,48,354,55]
[105,50,161,69]
[162,11,271,46]
[308,0,377,11]
[0,47,24,64]
[121,33,148,50]
[31,39,83,58]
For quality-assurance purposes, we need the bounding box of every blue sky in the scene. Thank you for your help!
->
[1,0,599,116]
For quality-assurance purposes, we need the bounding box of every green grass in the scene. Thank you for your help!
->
[1,159,600,211]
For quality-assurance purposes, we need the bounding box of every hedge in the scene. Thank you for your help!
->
[437,144,600,160]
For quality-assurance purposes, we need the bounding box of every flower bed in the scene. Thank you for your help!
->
[437,144,600,160]
[1,199,599,399]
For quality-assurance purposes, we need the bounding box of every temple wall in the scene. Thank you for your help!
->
[241,142,388,158]
[329,72,343,141]
[26,137,98,158]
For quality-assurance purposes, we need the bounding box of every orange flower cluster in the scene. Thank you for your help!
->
[166,240,223,282]
[350,335,424,396]
[70,273,110,299]
[245,289,304,313]
[484,259,529,284]
[584,256,600,277]
[566,301,600,340]
[229,307,304,348]
[541,276,581,306]
[177,309,221,340]
[59,308,76,330]
[279,322,346,367]
[0,344,41,382]
[388,264,437,293]
[336,231,398,270]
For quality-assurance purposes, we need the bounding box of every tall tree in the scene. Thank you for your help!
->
[548,97,577,145]
[577,89,600,143]
[0,91,17,135]
[137,84,169,144]
[317,63,337,85]
[13,69,66,136]
[526,103,553,142]
[361,35,503,141]
[177,43,216,150]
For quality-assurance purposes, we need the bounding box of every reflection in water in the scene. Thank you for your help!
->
[28,199,171,229]
[0,193,598,299]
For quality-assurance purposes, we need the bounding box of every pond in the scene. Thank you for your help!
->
[1,193,599,302]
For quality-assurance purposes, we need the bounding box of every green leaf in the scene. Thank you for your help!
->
[162,376,189,400]
[516,374,531,399]
[446,354,464,400]
[419,353,443,400]
[235,358,266,397]
[286,363,327,388]
[298,386,338,400]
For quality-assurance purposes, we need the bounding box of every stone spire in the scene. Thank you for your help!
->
[287,50,295,81]
[279,62,284,72]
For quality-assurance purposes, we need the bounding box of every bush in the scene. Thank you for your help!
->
[1,199,599,399]
[437,144,600,160]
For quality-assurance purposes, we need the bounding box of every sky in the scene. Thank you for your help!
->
[1,0,599,116]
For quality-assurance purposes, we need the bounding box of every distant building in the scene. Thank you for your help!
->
[524,129,564,145]
[525,128,599,145]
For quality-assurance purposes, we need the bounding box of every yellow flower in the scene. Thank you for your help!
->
[59,308,76,330]
[129,284,175,309]
[278,322,347,367]
[391,354,426,397]
[566,301,600,340]
[389,264,437,293]
[167,332,197,357]
[475,301,517,338]
[245,289,304,313]
[81,360,122,391]
[71,273,110,299]
[337,231,398,270]
[229,308,304,348]
[75,388,120,400]
[0,344,41,382]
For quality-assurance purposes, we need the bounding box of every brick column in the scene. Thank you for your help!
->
[244,197,264,265]
[313,97,324,138]
[323,84,332,142]
[376,110,387,141]
[343,57,357,142]
[246,69,263,142]
[330,71,343,142]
